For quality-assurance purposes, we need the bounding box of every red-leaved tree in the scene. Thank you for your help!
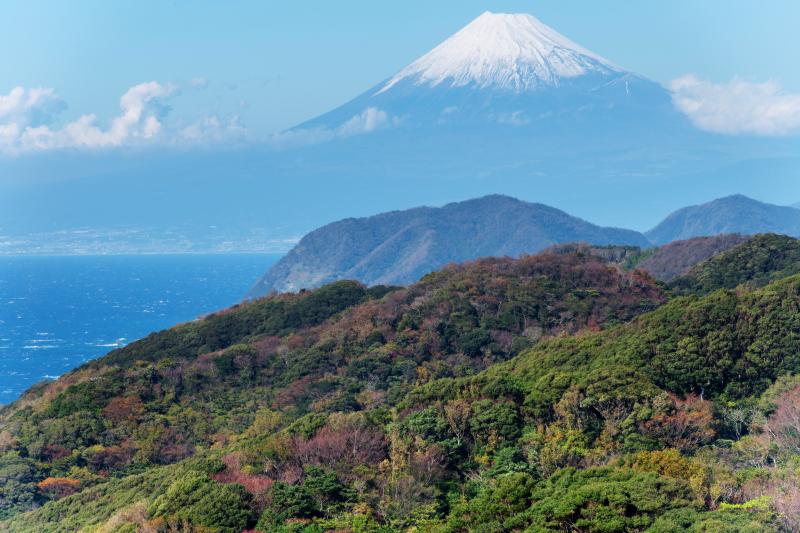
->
[642,393,715,452]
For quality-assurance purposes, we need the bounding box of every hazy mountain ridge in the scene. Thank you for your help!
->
[646,195,800,245]
[251,194,800,295]
[249,195,650,296]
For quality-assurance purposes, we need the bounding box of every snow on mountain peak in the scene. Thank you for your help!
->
[378,11,622,94]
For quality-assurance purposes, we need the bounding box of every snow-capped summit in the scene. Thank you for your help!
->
[295,10,676,134]
[378,12,622,94]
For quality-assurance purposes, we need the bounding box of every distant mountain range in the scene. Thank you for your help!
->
[250,194,800,295]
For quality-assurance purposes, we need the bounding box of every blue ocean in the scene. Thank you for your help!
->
[0,254,280,405]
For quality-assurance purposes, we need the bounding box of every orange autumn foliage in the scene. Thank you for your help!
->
[37,477,81,498]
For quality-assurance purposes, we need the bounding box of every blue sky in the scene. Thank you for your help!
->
[2,0,799,140]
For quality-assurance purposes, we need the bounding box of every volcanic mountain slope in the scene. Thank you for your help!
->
[380,11,621,92]
[248,195,650,295]
[298,11,679,134]
[286,9,695,196]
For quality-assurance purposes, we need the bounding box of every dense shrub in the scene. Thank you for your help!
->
[149,471,255,532]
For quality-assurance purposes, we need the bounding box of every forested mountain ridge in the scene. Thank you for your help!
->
[632,234,748,281]
[646,195,800,245]
[3,235,800,531]
[251,194,800,296]
[249,195,650,296]
[668,233,800,295]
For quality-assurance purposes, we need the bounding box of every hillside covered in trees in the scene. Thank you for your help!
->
[249,194,800,297]
[4,235,800,531]
[633,234,748,281]
[248,195,652,296]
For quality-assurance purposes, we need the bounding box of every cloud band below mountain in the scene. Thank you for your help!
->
[670,75,800,136]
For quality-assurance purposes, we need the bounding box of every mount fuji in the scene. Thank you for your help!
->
[277,11,797,215]
[2,11,798,253]
[380,12,621,92]
[296,12,685,137]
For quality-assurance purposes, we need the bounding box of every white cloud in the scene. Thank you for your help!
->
[32,81,176,149]
[0,123,20,145]
[270,107,399,148]
[190,77,209,89]
[337,107,391,136]
[179,114,246,143]
[0,86,67,127]
[0,81,247,153]
[496,111,530,126]
[670,75,800,136]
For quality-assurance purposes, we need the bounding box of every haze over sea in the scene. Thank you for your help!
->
[0,254,280,404]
